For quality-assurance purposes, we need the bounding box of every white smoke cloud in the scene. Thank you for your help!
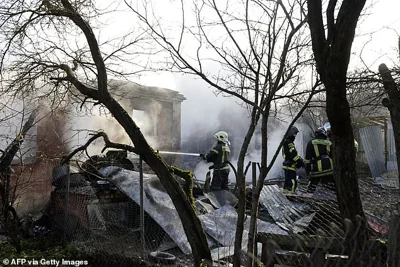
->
[60,70,310,184]
[62,106,130,156]
[176,73,311,183]
[63,100,161,156]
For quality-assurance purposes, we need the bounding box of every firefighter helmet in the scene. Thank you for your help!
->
[323,122,331,137]
[287,126,299,137]
[315,126,327,137]
[214,131,229,143]
[323,122,331,132]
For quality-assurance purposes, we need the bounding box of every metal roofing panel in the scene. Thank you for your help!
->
[360,126,386,177]
[101,166,192,254]
[259,185,311,233]
[387,120,398,171]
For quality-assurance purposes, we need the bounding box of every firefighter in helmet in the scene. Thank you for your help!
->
[200,131,231,190]
[282,126,304,194]
[305,127,334,193]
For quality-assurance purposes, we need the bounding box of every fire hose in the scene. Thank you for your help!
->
[157,150,238,192]
[157,150,201,157]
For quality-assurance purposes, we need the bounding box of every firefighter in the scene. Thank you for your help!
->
[305,127,334,193]
[200,131,231,190]
[282,126,304,194]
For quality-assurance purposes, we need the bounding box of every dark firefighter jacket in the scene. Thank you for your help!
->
[305,134,333,177]
[205,141,231,171]
[282,136,303,171]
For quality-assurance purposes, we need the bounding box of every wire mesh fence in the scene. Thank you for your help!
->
[20,157,400,267]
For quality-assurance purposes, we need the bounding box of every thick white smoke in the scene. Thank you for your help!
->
[177,74,309,183]
[61,71,309,184]
[64,100,161,157]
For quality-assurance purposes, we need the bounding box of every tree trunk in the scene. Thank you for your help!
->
[0,108,37,252]
[55,1,212,263]
[245,107,269,266]
[102,96,211,266]
[246,89,314,266]
[325,77,368,264]
[379,63,400,182]
[306,0,368,265]
[246,162,259,267]
[233,115,260,267]
[379,63,400,267]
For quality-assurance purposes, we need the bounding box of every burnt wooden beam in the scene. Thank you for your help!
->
[60,131,137,165]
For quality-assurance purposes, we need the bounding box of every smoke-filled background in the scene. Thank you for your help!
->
[176,75,310,183]
[57,72,312,184]
[63,95,162,157]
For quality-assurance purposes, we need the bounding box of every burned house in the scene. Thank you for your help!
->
[6,82,396,266]
[108,80,186,165]
[9,81,186,218]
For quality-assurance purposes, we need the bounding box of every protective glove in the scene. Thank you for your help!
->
[295,159,305,169]
[305,164,311,175]
[199,153,207,160]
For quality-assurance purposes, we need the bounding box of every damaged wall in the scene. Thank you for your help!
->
[4,80,187,216]
[63,80,186,165]
[10,107,70,217]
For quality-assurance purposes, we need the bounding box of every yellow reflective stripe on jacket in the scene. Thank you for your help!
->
[283,144,299,161]
[283,165,297,171]
[311,139,331,172]
[311,139,332,146]
[310,169,333,178]
[212,149,219,154]
[221,145,230,163]
[313,143,322,171]
[288,143,295,153]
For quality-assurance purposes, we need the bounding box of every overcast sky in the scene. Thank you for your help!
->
[351,0,400,70]
[155,0,400,137]
[132,0,400,91]
[3,0,399,179]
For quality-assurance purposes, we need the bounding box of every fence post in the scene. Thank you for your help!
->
[62,164,70,243]
[260,239,276,267]
[388,203,400,267]
[139,155,145,257]
[310,248,325,266]
[248,162,257,267]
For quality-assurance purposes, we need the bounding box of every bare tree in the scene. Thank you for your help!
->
[127,0,320,265]
[379,47,400,186]
[300,69,386,139]
[379,62,400,267]
[0,0,212,264]
[306,0,369,264]
[0,108,37,251]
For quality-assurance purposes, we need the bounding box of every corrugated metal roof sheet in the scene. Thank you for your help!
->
[259,185,314,233]
[387,120,398,171]
[360,126,386,177]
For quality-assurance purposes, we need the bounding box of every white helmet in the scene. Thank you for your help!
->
[323,122,331,132]
[214,131,229,143]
